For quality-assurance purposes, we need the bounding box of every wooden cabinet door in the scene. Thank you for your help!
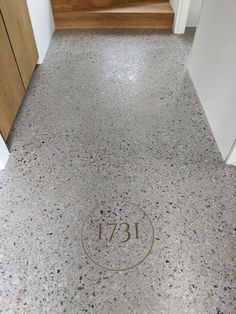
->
[0,12,25,140]
[0,0,38,89]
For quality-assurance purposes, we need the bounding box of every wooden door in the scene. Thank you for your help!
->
[0,0,38,89]
[0,12,25,140]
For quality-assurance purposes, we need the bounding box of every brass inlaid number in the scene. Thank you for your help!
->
[82,201,154,271]
[98,223,140,242]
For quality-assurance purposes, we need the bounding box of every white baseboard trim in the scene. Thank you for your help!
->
[226,140,236,166]
[26,0,55,64]
[0,135,9,170]
[171,0,191,34]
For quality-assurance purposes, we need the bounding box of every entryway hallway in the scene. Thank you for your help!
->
[0,30,235,313]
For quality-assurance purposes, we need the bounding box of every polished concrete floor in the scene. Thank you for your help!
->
[0,29,236,314]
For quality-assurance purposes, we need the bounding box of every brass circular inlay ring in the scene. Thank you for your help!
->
[81,200,154,271]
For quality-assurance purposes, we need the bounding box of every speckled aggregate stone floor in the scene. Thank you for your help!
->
[0,29,236,314]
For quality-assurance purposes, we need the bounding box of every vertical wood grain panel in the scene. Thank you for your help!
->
[0,0,38,89]
[0,12,25,140]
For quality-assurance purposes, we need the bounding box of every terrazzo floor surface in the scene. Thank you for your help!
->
[0,29,236,314]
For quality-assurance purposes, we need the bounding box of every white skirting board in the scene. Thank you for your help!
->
[26,0,55,64]
[170,0,191,34]
[0,135,9,170]
[226,141,236,166]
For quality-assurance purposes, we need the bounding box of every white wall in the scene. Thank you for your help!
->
[187,0,202,27]
[26,0,55,64]
[189,0,236,162]
[169,0,179,11]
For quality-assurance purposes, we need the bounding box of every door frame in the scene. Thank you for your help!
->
[170,0,191,34]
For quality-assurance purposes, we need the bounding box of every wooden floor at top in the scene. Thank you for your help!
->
[51,0,174,29]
